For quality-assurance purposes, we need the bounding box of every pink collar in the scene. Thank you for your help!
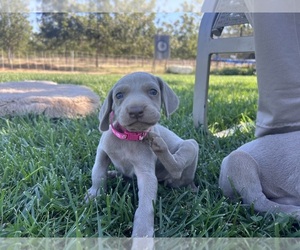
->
[109,112,150,141]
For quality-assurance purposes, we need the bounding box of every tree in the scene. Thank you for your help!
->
[110,13,157,57]
[36,0,87,51]
[84,0,157,67]
[158,12,201,59]
[173,13,200,59]
[38,13,86,51]
[85,13,114,67]
[0,12,32,63]
[84,12,157,66]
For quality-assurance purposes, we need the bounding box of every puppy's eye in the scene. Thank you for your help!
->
[116,92,124,99]
[149,89,158,96]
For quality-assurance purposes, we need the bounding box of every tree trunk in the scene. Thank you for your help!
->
[7,47,13,69]
[95,47,100,68]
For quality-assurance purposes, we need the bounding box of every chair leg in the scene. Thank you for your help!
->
[193,13,216,131]
[193,52,212,131]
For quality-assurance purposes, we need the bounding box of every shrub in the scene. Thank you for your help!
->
[211,67,256,76]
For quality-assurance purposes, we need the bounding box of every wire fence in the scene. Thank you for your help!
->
[0,50,197,73]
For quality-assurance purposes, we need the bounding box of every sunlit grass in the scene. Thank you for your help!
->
[0,72,299,237]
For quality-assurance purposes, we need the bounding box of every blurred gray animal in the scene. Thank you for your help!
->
[220,131,300,219]
[85,72,198,237]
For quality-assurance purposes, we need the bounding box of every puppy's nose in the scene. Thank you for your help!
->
[128,106,144,119]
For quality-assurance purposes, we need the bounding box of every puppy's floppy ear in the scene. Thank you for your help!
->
[156,76,179,118]
[99,89,113,132]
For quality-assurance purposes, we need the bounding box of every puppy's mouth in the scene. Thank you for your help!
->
[122,120,156,132]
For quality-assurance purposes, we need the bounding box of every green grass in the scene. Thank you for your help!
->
[0,72,299,238]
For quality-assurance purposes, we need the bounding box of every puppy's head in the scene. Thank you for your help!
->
[99,72,179,132]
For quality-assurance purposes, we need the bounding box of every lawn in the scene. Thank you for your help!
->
[0,72,299,239]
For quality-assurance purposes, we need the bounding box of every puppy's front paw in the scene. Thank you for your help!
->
[147,132,168,153]
[84,187,100,203]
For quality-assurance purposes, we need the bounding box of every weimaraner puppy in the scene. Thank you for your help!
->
[85,72,199,237]
[219,130,300,219]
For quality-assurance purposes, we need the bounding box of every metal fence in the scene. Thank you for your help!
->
[0,50,197,73]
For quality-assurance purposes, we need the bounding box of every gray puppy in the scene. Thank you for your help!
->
[220,130,300,219]
[85,72,199,237]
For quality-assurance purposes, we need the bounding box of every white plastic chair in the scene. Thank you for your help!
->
[192,12,255,130]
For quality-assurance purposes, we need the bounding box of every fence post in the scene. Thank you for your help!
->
[1,50,4,69]
[50,52,53,70]
[26,52,29,69]
[71,50,74,71]
[18,52,21,69]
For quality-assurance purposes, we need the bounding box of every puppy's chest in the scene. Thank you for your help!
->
[105,140,157,177]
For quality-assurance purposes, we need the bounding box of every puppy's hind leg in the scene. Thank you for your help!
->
[220,150,300,217]
[171,139,199,188]
[150,132,198,187]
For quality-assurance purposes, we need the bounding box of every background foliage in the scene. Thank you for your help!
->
[0,0,201,61]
